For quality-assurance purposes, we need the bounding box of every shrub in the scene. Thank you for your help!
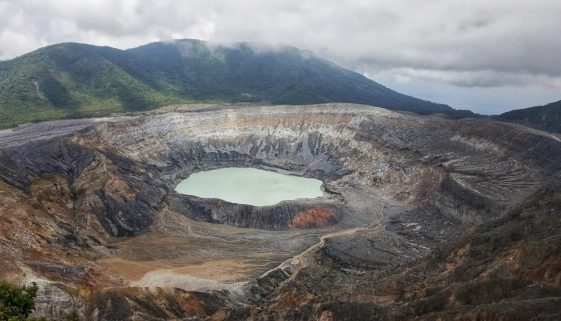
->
[0,281,38,321]
[0,282,80,321]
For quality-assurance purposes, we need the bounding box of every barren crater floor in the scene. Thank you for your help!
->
[0,103,560,321]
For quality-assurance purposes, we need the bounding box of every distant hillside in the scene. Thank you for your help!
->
[0,39,470,128]
[498,100,561,133]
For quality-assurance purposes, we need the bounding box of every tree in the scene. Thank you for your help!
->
[0,281,38,321]
[0,281,81,321]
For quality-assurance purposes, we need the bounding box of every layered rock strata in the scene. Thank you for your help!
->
[0,104,559,320]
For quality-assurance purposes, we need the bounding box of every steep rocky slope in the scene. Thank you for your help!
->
[0,103,559,320]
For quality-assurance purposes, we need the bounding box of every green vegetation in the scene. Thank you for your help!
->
[0,281,37,321]
[0,39,468,129]
[0,281,79,321]
[498,100,561,133]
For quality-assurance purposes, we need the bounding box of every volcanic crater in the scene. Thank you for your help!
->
[0,103,560,321]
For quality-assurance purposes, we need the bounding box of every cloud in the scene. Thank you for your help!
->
[371,68,561,88]
[0,0,560,111]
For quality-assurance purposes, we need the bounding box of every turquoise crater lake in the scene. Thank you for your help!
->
[175,167,324,206]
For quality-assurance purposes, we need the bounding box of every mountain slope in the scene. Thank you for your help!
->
[0,39,467,128]
[498,100,561,133]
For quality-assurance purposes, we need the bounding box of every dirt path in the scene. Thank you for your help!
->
[260,223,380,278]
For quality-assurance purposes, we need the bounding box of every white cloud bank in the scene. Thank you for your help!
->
[1,0,560,113]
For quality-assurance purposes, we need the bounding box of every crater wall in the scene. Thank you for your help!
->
[0,104,560,320]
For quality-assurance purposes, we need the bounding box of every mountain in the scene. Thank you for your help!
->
[0,39,470,129]
[497,100,561,133]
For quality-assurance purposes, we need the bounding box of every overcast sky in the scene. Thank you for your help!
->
[1,0,560,114]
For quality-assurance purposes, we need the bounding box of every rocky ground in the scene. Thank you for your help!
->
[0,103,559,320]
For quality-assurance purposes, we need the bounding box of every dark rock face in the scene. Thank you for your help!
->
[0,137,166,237]
[168,194,343,230]
[0,104,560,321]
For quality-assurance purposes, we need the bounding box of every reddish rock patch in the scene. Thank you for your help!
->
[318,310,333,321]
[289,208,336,228]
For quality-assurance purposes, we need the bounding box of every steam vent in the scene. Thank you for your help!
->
[1,103,560,320]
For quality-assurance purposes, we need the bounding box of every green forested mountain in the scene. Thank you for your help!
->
[0,39,469,128]
[497,100,561,134]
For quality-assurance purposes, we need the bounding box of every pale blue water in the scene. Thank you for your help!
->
[175,167,323,206]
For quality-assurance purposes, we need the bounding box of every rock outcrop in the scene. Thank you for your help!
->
[0,103,559,320]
